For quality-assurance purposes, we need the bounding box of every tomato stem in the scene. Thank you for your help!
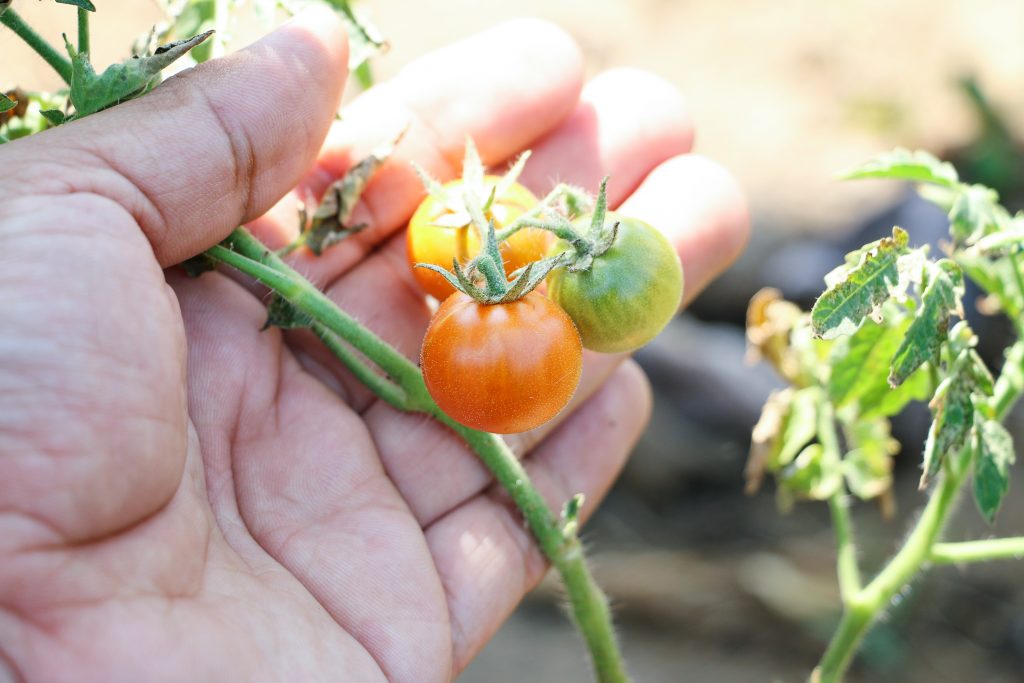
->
[77,7,90,56]
[812,336,1024,682]
[1,9,73,85]
[204,226,631,683]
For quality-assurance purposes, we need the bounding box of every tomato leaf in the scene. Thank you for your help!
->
[317,0,387,73]
[746,389,792,494]
[777,443,842,509]
[828,313,930,418]
[920,346,993,488]
[55,0,95,11]
[300,130,403,255]
[839,148,959,188]
[180,253,217,278]
[843,417,900,500]
[811,227,910,339]
[746,387,823,496]
[972,419,1014,525]
[975,224,1024,256]
[0,91,15,115]
[263,294,314,330]
[39,109,66,126]
[957,249,1024,318]
[68,31,213,117]
[889,260,964,386]
[948,184,1008,244]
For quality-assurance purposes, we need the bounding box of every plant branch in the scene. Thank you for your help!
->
[813,449,969,683]
[828,494,861,605]
[77,7,89,55]
[1,10,73,84]
[439,419,628,683]
[930,537,1024,565]
[818,400,861,605]
[310,324,408,410]
[204,227,630,683]
[992,338,1024,420]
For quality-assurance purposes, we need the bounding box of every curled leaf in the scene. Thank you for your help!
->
[811,227,910,339]
[889,260,964,386]
[69,31,214,117]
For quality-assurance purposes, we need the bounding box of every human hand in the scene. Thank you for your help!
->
[0,8,747,682]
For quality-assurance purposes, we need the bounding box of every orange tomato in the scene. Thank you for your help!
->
[420,291,582,434]
[407,176,551,300]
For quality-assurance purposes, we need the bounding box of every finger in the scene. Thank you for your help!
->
[249,18,585,281]
[2,7,348,267]
[518,67,694,203]
[619,153,750,304]
[426,360,652,673]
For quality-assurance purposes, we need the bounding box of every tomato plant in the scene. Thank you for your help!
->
[421,290,582,433]
[747,149,1024,683]
[407,175,552,300]
[547,212,683,353]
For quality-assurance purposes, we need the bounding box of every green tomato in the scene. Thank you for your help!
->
[547,213,684,353]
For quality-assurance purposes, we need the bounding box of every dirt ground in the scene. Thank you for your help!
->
[6,2,1024,681]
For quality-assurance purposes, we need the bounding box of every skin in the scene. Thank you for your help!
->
[548,213,684,353]
[407,177,551,300]
[0,8,749,683]
[422,291,582,434]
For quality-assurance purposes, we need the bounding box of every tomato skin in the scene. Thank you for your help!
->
[547,213,684,353]
[407,177,551,300]
[421,291,582,434]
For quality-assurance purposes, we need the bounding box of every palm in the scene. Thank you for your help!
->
[0,11,747,683]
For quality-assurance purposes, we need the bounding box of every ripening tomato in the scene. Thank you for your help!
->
[547,213,683,353]
[407,176,552,300]
[421,291,582,434]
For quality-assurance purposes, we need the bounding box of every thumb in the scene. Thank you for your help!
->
[1,5,348,266]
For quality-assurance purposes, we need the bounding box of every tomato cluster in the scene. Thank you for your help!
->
[409,150,683,435]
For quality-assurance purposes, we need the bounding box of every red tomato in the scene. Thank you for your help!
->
[420,291,582,433]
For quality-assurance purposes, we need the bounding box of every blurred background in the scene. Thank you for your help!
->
[7,1,1024,681]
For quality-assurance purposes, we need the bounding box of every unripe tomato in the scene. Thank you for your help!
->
[407,176,552,300]
[421,291,582,434]
[547,213,683,353]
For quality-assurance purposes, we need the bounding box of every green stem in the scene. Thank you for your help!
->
[207,238,421,394]
[813,317,1024,682]
[205,227,630,683]
[814,456,967,683]
[818,401,861,605]
[310,324,408,410]
[439,419,628,683]
[494,183,582,242]
[1010,254,1024,330]
[77,8,89,55]
[1,10,73,84]
[930,537,1024,564]
[513,217,587,248]
[828,494,861,605]
[992,339,1024,420]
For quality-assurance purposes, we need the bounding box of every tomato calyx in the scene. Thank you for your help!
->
[518,177,620,273]
[417,215,568,304]
[412,136,533,233]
